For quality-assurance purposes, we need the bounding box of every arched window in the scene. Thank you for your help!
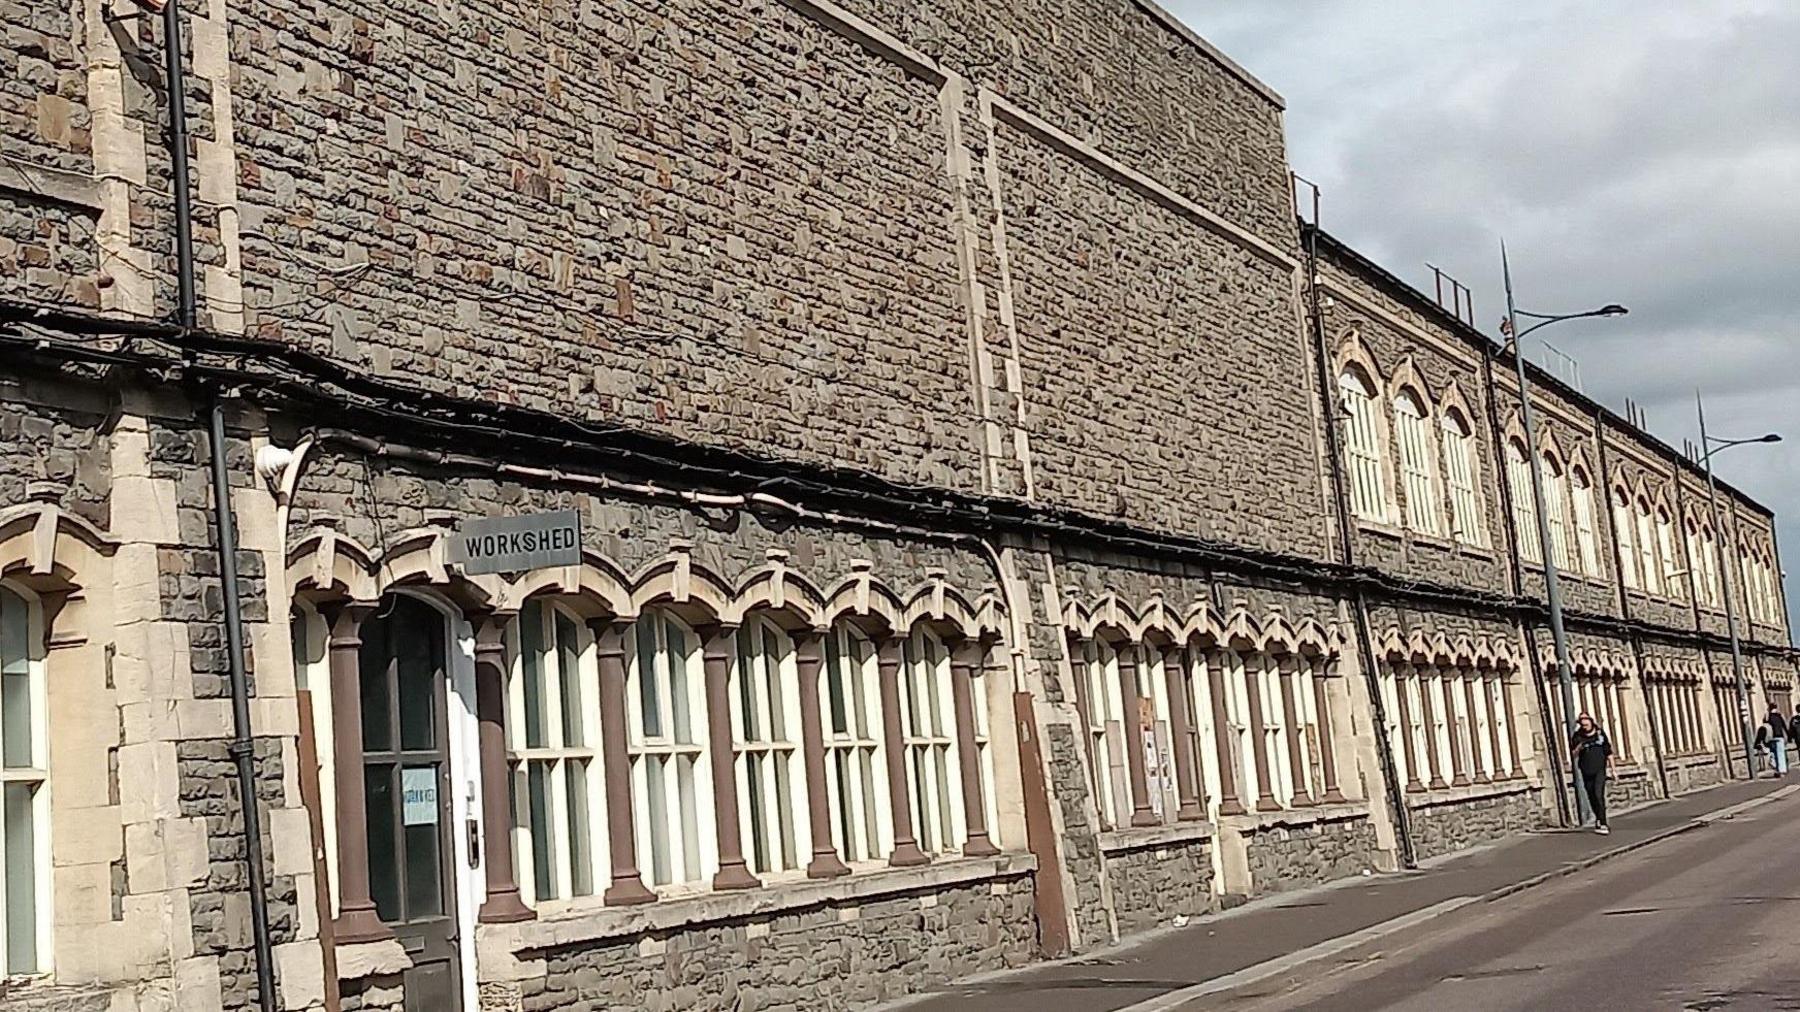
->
[1080,638,1127,829]
[1339,367,1389,523]
[1656,510,1684,602]
[509,598,604,904]
[900,628,960,854]
[1440,409,1485,546]
[1505,441,1541,563]
[1570,467,1600,576]
[1613,489,1640,589]
[1393,389,1441,535]
[1542,453,1572,570]
[731,617,803,875]
[627,610,713,887]
[1635,499,1662,594]
[821,622,889,863]
[0,585,45,975]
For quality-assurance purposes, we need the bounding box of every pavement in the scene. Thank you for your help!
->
[885,776,1795,1012]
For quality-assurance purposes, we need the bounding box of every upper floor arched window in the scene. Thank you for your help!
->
[1541,452,1572,571]
[1613,488,1640,589]
[1393,389,1441,535]
[1570,466,1600,576]
[1440,408,1485,546]
[1505,440,1541,563]
[509,598,604,905]
[821,621,889,864]
[1339,367,1389,523]
[1635,498,1662,594]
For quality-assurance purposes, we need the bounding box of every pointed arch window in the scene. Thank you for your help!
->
[1635,499,1662,594]
[1440,408,1485,546]
[1570,467,1600,575]
[1339,366,1389,523]
[1614,489,1640,589]
[1393,388,1441,535]
[1542,453,1572,570]
[1505,440,1541,563]
[1655,509,1684,602]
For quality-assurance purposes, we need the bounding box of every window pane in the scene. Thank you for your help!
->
[737,625,760,741]
[0,592,29,770]
[566,760,593,897]
[396,605,438,752]
[359,624,394,752]
[669,621,694,744]
[833,751,855,859]
[746,751,768,872]
[774,754,796,869]
[528,761,555,901]
[677,753,700,880]
[364,764,400,921]
[764,630,786,737]
[636,620,663,739]
[645,757,670,885]
[404,810,443,917]
[858,748,881,857]
[555,612,584,747]
[521,603,547,749]
[825,633,849,736]
[4,782,35,974]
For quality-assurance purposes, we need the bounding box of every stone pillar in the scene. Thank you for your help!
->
[1241,655,1280,812]
[1310,658,1347,803]
[1162,648,1204,821]
[591,619,655,905]
[793,632,850,878]
[1446,671,1471,787]
[1116,647,1160,826]
[1462,674,1490,783]
[324,603,391,943]
[877,636,930,866]
[701,626,760,890]
[1276,656,1312,805]
[1393,663,1424,792]
[1418,668,1449,790]
[474,613,533,923]
[1207,652,1245,816]
[949,641,1001,855]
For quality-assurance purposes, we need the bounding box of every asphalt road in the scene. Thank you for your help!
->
[1198,791,1800,1011]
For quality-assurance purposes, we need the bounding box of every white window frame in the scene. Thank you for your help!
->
[1488,676,1515,775]
[507,598,606,908]
[1656,512,1684,602]
[821,623,891,865]
[729,617,807,877]
[1340,368,1390,524]
[1635,502,1662,595]
[1081,639,1128,829]
[1571,468,1600,576]
[1506,442,1541,563]
[626,610,715,890]
[1614,490,1641,589]
[1394,389,1442,535]
[900,628,964,855]
[1223,651,1259,805]
[0,583,49,977]
[1187,652,1225,822]
[1542,455,1572,571]
[1441,410,1485,547]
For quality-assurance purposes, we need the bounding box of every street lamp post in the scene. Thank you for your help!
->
[1695,393,1781,781]
[1501,243,1628,826]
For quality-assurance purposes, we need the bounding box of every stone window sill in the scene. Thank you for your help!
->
[1220,798,1370,832]
[1099,818,1214,855]
[1665,752,1720,769]
[479,851,1037,965]
[1403,777,1536,810]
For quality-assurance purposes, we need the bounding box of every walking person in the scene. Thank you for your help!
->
[1766,704,1789,776]
[1570,712,1612,834]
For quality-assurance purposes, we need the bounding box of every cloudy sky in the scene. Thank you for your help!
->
[1184,0,1800,621]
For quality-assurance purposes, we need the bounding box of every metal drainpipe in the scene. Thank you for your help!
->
[162,3,278,1009]
[1298,208,1415,868]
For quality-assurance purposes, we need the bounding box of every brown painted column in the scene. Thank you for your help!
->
[1207,653,1245,816]
[949,641,1001,855]
[1162,648,1204,821]
[1462,674,1491,783]
[324,602,390,943]
[1276,656,1313,805]
[877,636,930,866]
[1417,667,1449,789]
[1241,655,1281,812]
[474,613,534,923]
[1310,658,1347,803]
[590,618,655,905]
[1116,647,1160,826]
[1393,664,1424,792]
[1498,675,1523,779]
[1445,671,1471,787]
[793,632,850,878]
[701,626,759,890]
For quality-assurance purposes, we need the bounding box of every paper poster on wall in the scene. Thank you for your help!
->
[402,767,439,826]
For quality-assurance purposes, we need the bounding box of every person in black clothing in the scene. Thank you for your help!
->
[1766,704,1789,776]
[1570,712,1613,834]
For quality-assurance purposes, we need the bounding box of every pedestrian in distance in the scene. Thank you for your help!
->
[1766,704,1789,776]
[1569,712,1612,834]
[1790,704,1800,748]
[1754,720,1771,775]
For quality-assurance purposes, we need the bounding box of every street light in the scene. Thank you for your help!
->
[1696,395,1782,781]
[1501,242,1627,826]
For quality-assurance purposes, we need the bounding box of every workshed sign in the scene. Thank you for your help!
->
[449,510,582,575]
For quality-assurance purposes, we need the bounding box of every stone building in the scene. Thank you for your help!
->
[0,0,1792,1010]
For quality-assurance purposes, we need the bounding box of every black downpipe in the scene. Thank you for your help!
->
[163,2,278,1008]
[1298,205,1415,868]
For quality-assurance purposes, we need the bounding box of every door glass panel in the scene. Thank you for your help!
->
[397,602,438,751]
[360,622,394,752]
[403,763,444,918]
[365,764,400,921]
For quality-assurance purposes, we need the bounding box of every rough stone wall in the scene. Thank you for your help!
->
[1102,835,1213,939]
[0,372,111,527]
[1666,754,1726,796]
[1406,785,1543,862]
[339,973,406,1012]
[522,872,1035,1012]
[1609,767,1659,814]
[1240,812,1378,897]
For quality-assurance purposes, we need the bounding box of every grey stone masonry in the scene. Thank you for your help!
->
[1240,810,1380,898]
[1406,783,1545,863]
[1101,828,1215,939]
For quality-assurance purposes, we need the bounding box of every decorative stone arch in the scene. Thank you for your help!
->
[1378,624,1409,662]
[287,524,503,612]
[1333,328,1385,388]
[1295,618,1333,658]
[1063,592,1141,645]
[820,562,907,639]
[497,548,634,620]
[899,571,1003,644]
[1259,611,1299,657]
[1437,381,1476,434]
[1405,628,1433,666]
[1221,604,1263,654]
[1135,592,1185,649]
[726,555,828,633]
[1450,634,1477,668]
[1387,357,1435,413]
[1177,599,1224,649]
[0,500,118,597]
[1426,631,1454,667]
[628,543,733,628]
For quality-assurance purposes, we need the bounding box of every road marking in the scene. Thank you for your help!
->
[1109,897,1478,1012]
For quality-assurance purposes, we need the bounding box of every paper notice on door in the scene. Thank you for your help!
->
[402,767,439,826]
